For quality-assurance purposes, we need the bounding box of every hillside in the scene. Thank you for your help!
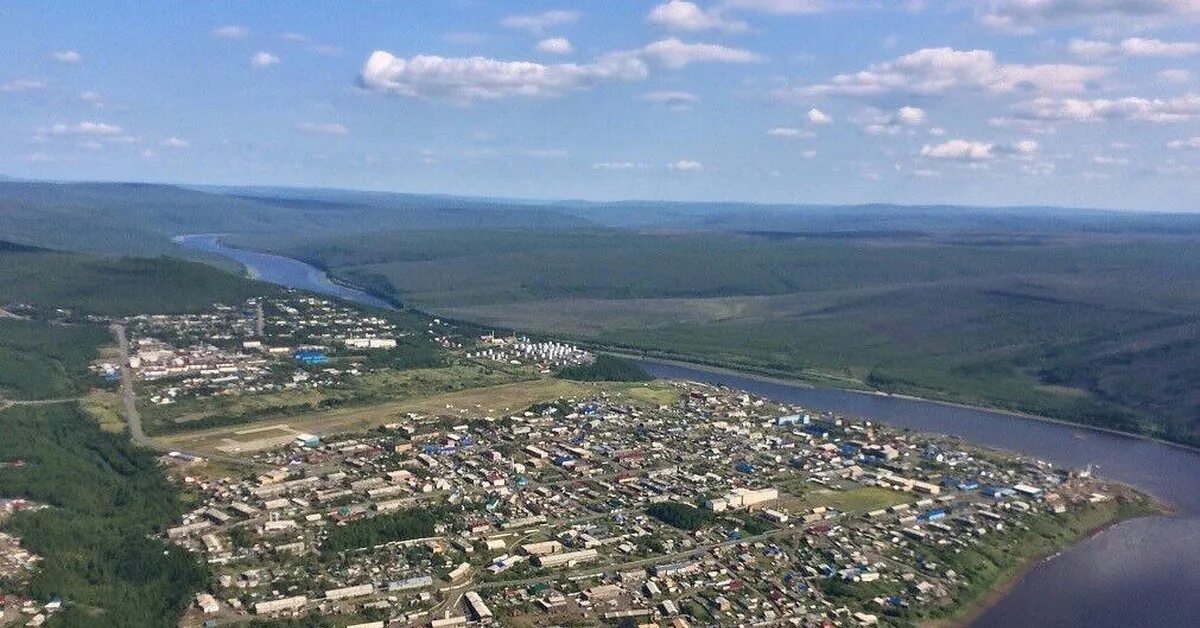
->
[0,181,594,256]
[243,228,1200,447]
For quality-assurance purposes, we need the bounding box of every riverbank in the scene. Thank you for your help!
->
[932,491,1165,628]
[594,348,1200,457]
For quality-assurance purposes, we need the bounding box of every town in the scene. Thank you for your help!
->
[161,381,1139,628]
[92,295,410,404]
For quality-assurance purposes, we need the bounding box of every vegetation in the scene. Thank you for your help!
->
[322,509,439,553]
[556,354,653,382]
[251,228,1200,446]
[647,501,715,531]
[0,243,283,316]
[0,319,107,400]
[0,403,207,627]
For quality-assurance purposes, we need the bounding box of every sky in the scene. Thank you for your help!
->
[2,1,1200,211]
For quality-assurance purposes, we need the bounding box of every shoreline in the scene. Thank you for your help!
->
[598,348,1200,457]
[937,495,1167,628]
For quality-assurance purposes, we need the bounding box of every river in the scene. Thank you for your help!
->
[179,234,1200,627]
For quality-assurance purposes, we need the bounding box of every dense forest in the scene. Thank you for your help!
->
[557,355,653,382]
[0,403,208,627]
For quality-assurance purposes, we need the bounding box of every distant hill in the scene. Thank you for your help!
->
[0,180,595,256]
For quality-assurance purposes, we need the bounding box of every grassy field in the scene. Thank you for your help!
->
[245,229,1200,447]
[786,486,913,514]
[158,378,595,454]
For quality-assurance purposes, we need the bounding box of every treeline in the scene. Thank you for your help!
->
[557,354,653,382]
[322,509,438,553]
[647,502,714,531]
[0,403,207,627]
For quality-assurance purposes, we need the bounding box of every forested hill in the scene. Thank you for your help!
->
[0,180,596,256]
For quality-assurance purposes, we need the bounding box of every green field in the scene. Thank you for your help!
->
[242,228,1200,446]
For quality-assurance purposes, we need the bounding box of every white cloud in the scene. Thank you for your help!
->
[920,139,995,161]
[807,107,832,123]
[212,25,248,39]
[668,159,704,170]
[500,10,581,33]
[1011,94,1200,122]
[161,137,189,148]
[767,126,814,138]
[793,47,1107,97]
[298,122,349,135]
[864,105,928,134]
[47,121,123,136]
[1070,37,1200,58]
[593,161,640,170]
[522,148,568,159]
[896,106,927,125]
[722,0,829,15]
[640,38,762,68]
[1,79,47,93]
[647,1,748,33]
[1159,68,1191,83]
[1015,139,1039,154]
[801,149,818,158]
[1092,154,1130,164]
[978,0,1200,32]
[536,37,574,54]
[251,52,280,68]
[1168,136,1200,148]
[52,50,82,64]
[359,50,647,102]
[639,90,699,108]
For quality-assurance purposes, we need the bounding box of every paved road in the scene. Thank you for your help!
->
[113,324,151,446]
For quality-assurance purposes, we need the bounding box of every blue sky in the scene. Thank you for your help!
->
[2,1,1200,210]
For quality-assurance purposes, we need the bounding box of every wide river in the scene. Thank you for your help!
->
[180,234,1200,627]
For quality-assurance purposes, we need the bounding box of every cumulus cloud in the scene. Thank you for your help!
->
[298,122,349,135]
[251,52,280,68]
[593,161,640,170]
[767,126,815,138]
[640,38,762,68]
[359,50,647,102]
[161,137,189,148]
[1011,93,1200,122]
[978,0,1200,32]
[52,50,82,64]
[668,159,704,170]
[647,1,748,33]
[639,90,699,108]
[722,0,830,14]
[501,10,581,32]
[536,37,574,54]
[212,25,248,39]
[1,79,47,93]
[862,106,927,134]
[1070,37,1200,58]
[807,107,833,123]
[920,139,996,160]
[46,121,124,136]
[791,47,1107,98]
